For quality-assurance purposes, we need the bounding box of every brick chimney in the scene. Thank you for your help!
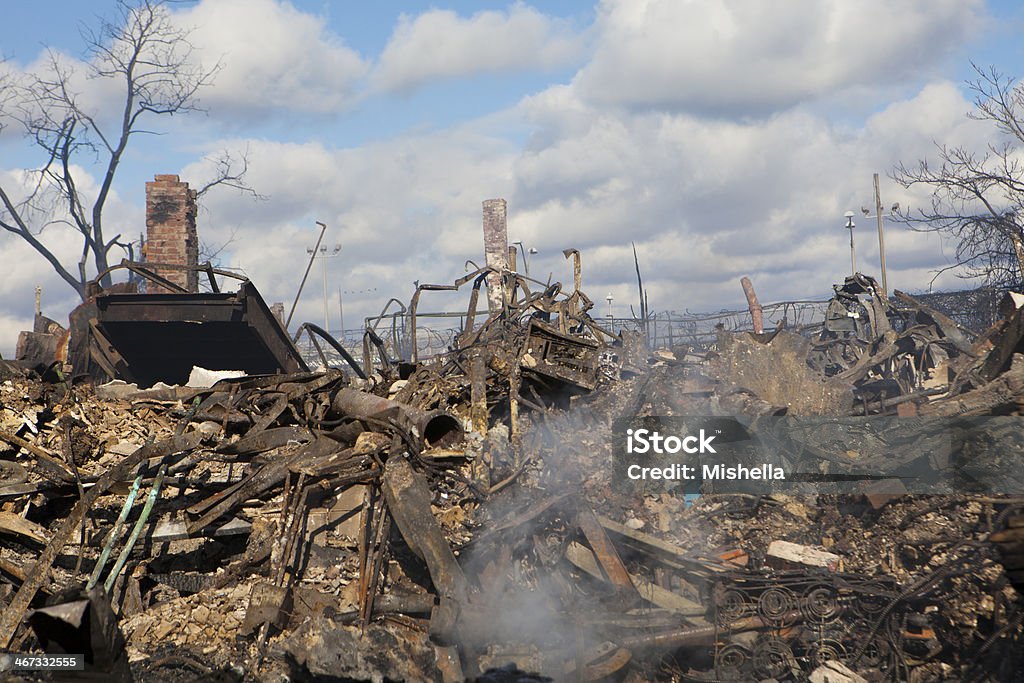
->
[145,174,198,293]
[482,198,508,313]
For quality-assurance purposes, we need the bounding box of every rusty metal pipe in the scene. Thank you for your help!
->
[331,388,463,448]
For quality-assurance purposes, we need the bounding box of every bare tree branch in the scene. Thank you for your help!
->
[198,225,239,266]
[0,0,251,301]
[892,63,1024,291]
[194,148,266,201]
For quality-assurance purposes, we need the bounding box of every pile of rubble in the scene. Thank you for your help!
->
[0,266,1023,682]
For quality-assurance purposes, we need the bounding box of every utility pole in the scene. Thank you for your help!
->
[873,173,889,298]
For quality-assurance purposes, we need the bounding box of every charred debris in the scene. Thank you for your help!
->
[1,251,1024,682]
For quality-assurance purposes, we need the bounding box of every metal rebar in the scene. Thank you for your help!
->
[104,464,167,593]
[86,473,144,590]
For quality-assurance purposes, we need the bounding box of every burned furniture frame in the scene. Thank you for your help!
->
[519,318,606,391]
[401,263,614,363]
[69,261,308,386]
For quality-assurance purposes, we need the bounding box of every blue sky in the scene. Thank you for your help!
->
[1,0,1023,356]
[1,1,590,142]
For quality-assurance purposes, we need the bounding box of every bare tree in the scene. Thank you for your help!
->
[0,0,254,299]
[893,63,1024,290]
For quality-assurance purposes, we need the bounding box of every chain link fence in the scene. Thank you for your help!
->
[296,285,1010,368]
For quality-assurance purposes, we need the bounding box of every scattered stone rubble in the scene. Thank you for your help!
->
[0,268,1022,682]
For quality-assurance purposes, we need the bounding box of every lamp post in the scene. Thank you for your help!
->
[844,211,856,276]
[606,293,614,320]
[307,243,341,333]
[512,240,538,274]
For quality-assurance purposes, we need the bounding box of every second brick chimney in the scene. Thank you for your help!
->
[482,198,508,313]
[145,174,198,293]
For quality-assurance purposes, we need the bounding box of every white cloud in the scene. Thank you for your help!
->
[0,1,1008,358]
[1,48,128,138]
[172,0,368,116]
[166,78,998,347]
[574,0,983,113]
[179,128,518,330]
[373,3,583,93]
[2,0,369,130]
[506,81,999,310]
[863,81,988,163]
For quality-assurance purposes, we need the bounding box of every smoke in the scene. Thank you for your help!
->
[455,363,708,676]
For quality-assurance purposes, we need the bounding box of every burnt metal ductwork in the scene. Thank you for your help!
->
[330,387,464,449]
[68,261,308,387]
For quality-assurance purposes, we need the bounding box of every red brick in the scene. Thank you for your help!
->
[145,174,198,293]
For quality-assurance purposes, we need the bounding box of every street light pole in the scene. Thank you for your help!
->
[512,240,538,274]
[844,211,856,276]
[287,221,326,330]
[307,243,341,333]
[321,252,329,332]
